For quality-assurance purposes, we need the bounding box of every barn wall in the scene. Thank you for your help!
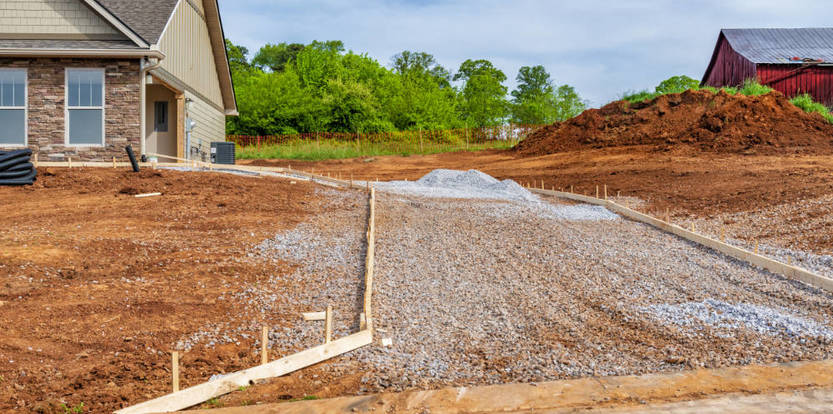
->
[758,65,833,107]
[703,34,757,88]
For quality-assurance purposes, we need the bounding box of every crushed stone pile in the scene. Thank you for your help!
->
[515,89,833,156]
[376,169,618,221]
[379,169,538,202]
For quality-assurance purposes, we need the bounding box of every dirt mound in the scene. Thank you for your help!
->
[515,89,833,156]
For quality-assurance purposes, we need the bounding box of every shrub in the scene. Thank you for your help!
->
[737,79,774,96]
[790,93,833,123]
[622,90,660,103]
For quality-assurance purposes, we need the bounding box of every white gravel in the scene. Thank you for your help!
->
[376,169,618,221]
[332,192,833,393]
[643,299,833,340]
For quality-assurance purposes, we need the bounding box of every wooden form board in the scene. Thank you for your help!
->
[364,187,376,331]
[114,330,372,414]
[114,171,376,414]
[302,311,326,321]
[531,188,833,293]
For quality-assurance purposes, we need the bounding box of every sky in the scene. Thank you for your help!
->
[218,0,833,107]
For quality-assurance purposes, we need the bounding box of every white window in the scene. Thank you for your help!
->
[0,69,27,146]
[65,68,105,146]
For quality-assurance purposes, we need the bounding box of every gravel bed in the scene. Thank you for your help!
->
[175,187,366,353]
[678,194,833,278]
[331,188,833,393]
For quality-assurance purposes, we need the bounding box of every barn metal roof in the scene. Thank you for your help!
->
[722,28,833,64]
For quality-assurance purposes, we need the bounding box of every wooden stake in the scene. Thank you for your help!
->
[261,327,268,365]
[113,157,117,168]
[720,227,726,242]
[68,157,72,168]
[570,185,574,193]
[755,240,759,254]
[541,179,544,190]
[324,305,333,344]
[665,208,670,223]
[690,223,695,232]
[33,153,38,167]
[604,184,608,200]
[172,351,180,392]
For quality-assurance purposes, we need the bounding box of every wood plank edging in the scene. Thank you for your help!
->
[114,178,377,414]
[113,331,372,414]
[531,188,833,293]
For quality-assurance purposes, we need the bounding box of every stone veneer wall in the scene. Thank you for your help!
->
[0,58,140,161]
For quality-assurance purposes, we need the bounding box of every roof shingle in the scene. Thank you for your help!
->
[93,0,179,45]
[0,39,142,49]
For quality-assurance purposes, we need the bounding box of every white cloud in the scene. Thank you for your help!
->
[219,0,833,106]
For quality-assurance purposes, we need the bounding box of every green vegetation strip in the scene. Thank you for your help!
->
[235,139,517,161]
[624,76,833,123]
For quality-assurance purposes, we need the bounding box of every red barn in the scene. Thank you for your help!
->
[702,28,833,106]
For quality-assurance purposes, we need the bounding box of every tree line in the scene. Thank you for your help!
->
[225,39,588,135]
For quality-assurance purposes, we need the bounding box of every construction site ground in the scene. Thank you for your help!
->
[1,146,833,413]
[244,147,833,254]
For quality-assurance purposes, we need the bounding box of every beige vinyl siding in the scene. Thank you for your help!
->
[0,0,122,35]
[186,90,225,145]
[157,0,223,108]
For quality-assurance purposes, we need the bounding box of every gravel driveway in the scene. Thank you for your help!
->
[347,192,833,393]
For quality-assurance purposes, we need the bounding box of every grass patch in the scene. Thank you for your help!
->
[286,395,320,402]
[61,403,84,414]
[790,93,833,123]
[737,79,774,96]
[624,79,771,103]
[235,138,518,161]
[624,77,833,123]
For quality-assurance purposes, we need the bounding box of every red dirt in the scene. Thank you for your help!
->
[0,168,359,413]
[514,90,833,156]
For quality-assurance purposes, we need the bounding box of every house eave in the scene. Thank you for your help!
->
[0,48,165,59]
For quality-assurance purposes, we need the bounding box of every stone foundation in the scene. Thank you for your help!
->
[0,57,141,161]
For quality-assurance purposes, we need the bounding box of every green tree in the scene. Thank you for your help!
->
[251,42,305,72]
[654,75,700,94]
[225,39,252,75]
[551,84,587,121]
[511,65,553,102]
[454,59,509,127]
[510,66,587,124]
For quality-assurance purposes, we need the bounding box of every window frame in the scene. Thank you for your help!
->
[154,100,169,132]
[0,68,28,147]
[64,67,105,147]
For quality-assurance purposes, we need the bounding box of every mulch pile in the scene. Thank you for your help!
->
[515,89,833,156]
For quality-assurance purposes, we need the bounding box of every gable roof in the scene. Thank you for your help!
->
[0,0,236,114]
[721,28,833,64]
[92,0,179,45]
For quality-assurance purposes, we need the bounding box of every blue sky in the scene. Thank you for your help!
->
[218,0,833,107]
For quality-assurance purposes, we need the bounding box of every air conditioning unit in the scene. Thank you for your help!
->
[210,142,235,165]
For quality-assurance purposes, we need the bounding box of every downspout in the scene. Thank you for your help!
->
[140,53,164,157]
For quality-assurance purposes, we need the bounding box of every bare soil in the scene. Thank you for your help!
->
[515,90,833,156]
[0,168,358,412]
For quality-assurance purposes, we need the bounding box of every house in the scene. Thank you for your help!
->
[702,28,833,106]
[0,0,237,162]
